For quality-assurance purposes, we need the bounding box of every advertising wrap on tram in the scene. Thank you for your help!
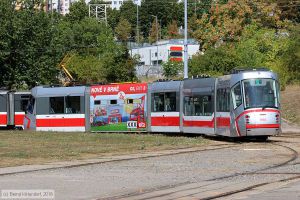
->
[90,83,148,132]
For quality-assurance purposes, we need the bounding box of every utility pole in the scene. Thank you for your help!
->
[136,4,139,44]
[184,0,188,79]
[151,15,159,67]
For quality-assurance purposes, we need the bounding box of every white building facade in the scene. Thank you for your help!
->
[130,39,200,66]
[130,39,200,78]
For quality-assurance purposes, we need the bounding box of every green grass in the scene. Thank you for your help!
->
[0,131,209,168]
[92,122,131,131]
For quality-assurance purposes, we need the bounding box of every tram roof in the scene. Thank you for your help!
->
[183,78,216,88]
[150,80,182,92]
[32,86,86,97]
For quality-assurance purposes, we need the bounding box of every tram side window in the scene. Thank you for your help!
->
[165,92,176,111]
[153,93,165,112]
[26,97,35,114]
[231,83,242,109]
[217,88,230,112]
[14,95,30,112]
[184,95,213,116]
[65,96,81,114]
[0,94,7,112]
[50,97,64,114]
[94,100,101,105]
[153,92,176,112]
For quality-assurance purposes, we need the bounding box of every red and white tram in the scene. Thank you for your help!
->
[21,69,280,139]
[0,90,30,129]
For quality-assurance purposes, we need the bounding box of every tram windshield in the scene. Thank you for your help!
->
[243,79,279,109]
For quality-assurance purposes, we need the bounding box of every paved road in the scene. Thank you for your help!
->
[0,133,299,200]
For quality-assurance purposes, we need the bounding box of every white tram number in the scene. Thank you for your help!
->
[127,121,137,129]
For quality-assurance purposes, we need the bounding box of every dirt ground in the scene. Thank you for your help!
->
[281,84,300,125]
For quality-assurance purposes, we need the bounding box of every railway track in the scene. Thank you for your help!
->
[99,140,299,200]
[0,143,237,177]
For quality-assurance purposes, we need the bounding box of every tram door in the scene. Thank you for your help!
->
[151,92,180,132]
[215,84,231,136]
[13,92,31,128]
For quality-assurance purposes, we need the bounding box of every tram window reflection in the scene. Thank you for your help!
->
[231,83,242,109]
[153,92,176,112]
[218,88,230,112]
[50,97,64,114]
[65,96,81,114]
[184,95,213,116]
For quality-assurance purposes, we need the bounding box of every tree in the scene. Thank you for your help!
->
[68,54,106,84]
[66,0,88,23]
[107,7,120,31]
[0,0,15,87]
[280,25,300,84]
[66,18,137,83]
[0,1,62,89]
[139,0,182,38]
[149,19,160,44]
[190,23,295,88]
[192,0,281,50]
[115,18,132,42]
[119,1,137,37]
[167,20,181,39]
[277,0,300,23]
[162,61,183,78]
[72,17,107,49]
[235,24,291,87]
[189,45,239,77]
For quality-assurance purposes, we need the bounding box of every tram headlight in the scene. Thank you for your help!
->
[276,114,279,123]
[245,115,250,124]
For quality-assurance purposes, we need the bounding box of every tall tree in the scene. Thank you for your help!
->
[277,0,300,23]
[107,7,120,31]
[119,1,137,37]
[139,0,182,38]
[192,0,281,50]
[115,18,132,42]
[167,20,180,39]
[149,19,160,44]
[0,0,62,89]
[66,0,89,23]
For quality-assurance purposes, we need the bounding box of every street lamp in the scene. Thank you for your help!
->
[151,15,159,68]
